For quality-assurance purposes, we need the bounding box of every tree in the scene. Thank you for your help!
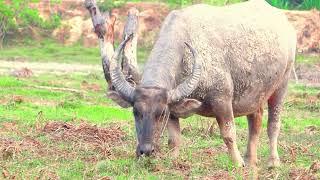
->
[0,0,61,48]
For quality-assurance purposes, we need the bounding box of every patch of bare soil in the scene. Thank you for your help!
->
[81,80,101,92]
[51,1,169,47]
[285,10,320,53]
[0,95,57,107]
[172,160,191,174]
[0,136,42,160]
[203,170,232,180]
[10,67,33,78]
[32,0,320,54]
[43,122,126,156]
[280,141,318,165]
[0,60,101,75]
[289,166,318,180]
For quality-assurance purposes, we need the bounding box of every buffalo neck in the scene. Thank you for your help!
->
[140,40,184,90]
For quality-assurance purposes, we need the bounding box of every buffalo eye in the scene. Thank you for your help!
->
[133,108,142,119]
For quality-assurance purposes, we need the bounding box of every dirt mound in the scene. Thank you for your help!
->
[51,2,169,47]
[52,16,85,45]
[43,122,126,146]
[0,137,42,160]
[285,10,320,53]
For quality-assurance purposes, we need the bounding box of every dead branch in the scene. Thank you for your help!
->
[122,8,141,84]
[85,0,141,91]
[85,0,115,90]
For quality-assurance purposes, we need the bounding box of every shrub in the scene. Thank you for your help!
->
[0,0,61,47]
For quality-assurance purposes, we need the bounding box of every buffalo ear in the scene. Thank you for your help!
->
[107,91,132,108]
[169,98,202,118]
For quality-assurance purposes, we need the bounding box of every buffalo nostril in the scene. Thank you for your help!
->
[139,143,154,156]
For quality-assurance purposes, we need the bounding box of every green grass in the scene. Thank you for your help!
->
[296,54,320,65]
[0,72,319,179]
[0,39,150,64]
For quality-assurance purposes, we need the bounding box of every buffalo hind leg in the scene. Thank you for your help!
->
[167,115,181,158]
[245,106,263,167]
[216,103,245,167]
[267,83,288,168]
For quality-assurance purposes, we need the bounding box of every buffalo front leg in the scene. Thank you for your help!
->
[216,103,245,167]
[245,106,263,167]
[167,115,181,158]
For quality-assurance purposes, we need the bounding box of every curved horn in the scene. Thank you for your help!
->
[109,34,135,102]
[169,42,202,102]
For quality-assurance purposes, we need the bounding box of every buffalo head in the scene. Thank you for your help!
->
[108,36,202,156]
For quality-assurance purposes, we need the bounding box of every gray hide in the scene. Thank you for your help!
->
[141,0,296,117]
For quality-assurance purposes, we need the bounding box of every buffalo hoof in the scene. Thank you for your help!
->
[234,158,246,168]
[245,159,258,168]
[267,157,280,168]
[169,148,180,158]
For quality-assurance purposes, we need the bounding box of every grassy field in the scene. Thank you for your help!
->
[0,42,319,179]
[0,39,151,64]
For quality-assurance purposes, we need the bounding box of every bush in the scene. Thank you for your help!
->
[0,0,61,47]
[98,0,127,12]
[266,0,320,10]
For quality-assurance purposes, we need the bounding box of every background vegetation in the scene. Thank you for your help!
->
[98,0,320,10]
[0,0,319,179]
[0,0,61,48]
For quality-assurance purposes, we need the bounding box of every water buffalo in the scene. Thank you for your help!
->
[108,0,296,167]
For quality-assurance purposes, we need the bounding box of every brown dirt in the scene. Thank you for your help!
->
[203,170,232,179]
[0,60,101,75]
[284,10,320,54]
[30,0,320,55]
[289,168,318,180]
[81,80,101,92]
[0,121,127,164]
[0,136,42,160]
[50,2,169,47]
[43,121,125,143]
[0,95,57,107]
[172,159,191,173]
[43,122,126,155]
[10,67,33,78]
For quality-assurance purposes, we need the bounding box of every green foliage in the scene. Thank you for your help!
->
[266,0,320,10]
[298,0,320,10]
[0,0,61,47]
[97,0,319,10]
[266,0,290,9]
[98,0,127,12]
